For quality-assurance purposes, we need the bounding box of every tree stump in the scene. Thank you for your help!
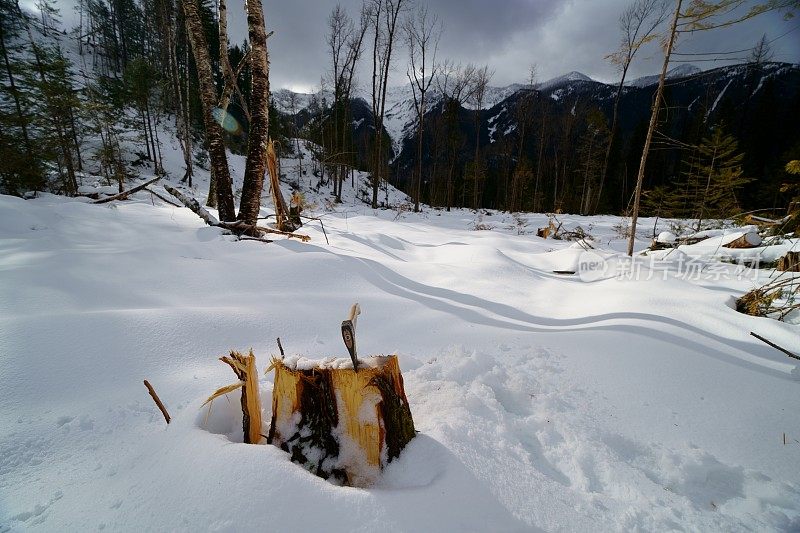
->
[723,231,762,249]
[268,354,415,487]
[778,251,800,272]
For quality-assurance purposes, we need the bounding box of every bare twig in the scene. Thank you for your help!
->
[750,332,800,361]
[143,379,171,424]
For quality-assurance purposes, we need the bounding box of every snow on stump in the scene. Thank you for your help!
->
[722,230,762,249]
[267,354,415,487]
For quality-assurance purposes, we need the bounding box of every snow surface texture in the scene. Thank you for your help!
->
[2,141,800,531]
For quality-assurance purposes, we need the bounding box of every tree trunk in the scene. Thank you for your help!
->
[269,354,415,487]
[627,0,682,256]
[0,28,32,157]
[777,252,800,272]
[181,0,235,221]
[237,0,270,229]
[595,68,627,214]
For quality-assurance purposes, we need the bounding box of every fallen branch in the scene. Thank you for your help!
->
[239,235,274,244]
[143,379,171,424]
[259,214,329,244]
[750,332,800,361]
[164,185,309,242]
[145,187,181,207]
[164,184,221,226]
[93,177,161,204]
[255,225,310,242]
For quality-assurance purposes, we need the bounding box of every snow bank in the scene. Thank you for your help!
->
[1,187,799,531]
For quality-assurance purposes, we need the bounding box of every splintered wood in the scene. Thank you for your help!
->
[268,355,415,487]
[204,350,263,444]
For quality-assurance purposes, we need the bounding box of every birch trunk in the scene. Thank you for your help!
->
[181,0,235,221]
[237,0,270,228]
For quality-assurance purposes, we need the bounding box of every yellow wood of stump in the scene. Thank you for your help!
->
[269,355,405,472]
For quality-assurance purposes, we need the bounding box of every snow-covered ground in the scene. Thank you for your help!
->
[2,137,800,532]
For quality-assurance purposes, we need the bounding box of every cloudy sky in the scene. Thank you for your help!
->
[52,0,799,92]
[232,0,797,93]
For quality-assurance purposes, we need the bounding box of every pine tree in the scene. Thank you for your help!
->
[25,43,84,195]
[677,127,751,228]
[0,0,43,194]
[123,56,164,174]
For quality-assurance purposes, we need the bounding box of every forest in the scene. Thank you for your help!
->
[2,0,800,531]
[2,0,798,224]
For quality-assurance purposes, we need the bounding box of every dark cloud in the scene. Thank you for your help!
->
[56,0,800,90]
[252,0,799,91]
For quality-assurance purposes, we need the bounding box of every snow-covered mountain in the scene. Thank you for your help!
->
[628,64,702,88]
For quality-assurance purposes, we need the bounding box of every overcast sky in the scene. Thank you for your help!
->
[53,0,800,92]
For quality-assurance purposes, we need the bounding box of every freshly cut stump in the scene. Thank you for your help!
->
[723,231,762,249]
[268,355,415,487]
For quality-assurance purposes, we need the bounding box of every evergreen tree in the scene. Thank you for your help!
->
[0,0,43,194]
[27,44,84,194]
[676,126,751,228]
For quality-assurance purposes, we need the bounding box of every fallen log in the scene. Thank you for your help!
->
[163,184,221,226]
[268,354,415,487]
[144,187,181,207]
[722,231,762,249]
[164,184,310,241]
[93,176,161,204]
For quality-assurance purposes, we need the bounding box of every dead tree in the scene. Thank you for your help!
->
[369,0,406,209]
[470,65,492,209]
[596,0,667,214]
[627,0,682,256]
[404,6,441,212]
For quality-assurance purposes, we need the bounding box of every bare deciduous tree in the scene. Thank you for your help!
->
[435,60,476,210]
[404,5,441,212]
[628,0,776,255]
[596,0,668,214]
[369,0,406,209]
[469,65,492,209]
[327,3,369,202]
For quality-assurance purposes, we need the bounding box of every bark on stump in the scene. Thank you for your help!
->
[778,251,800,272]
[268,355,415,487]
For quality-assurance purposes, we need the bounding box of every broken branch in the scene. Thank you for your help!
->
[144,379,171,424]
[93,177,162,204]
[750,332,800,361]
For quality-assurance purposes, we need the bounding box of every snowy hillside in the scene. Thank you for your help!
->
[628,64,703,87]
[2,131,800,531]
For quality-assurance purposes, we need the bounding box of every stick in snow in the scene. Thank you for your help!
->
[93,177,162,204]
[143,379,171,424]
[750,332,800,361]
